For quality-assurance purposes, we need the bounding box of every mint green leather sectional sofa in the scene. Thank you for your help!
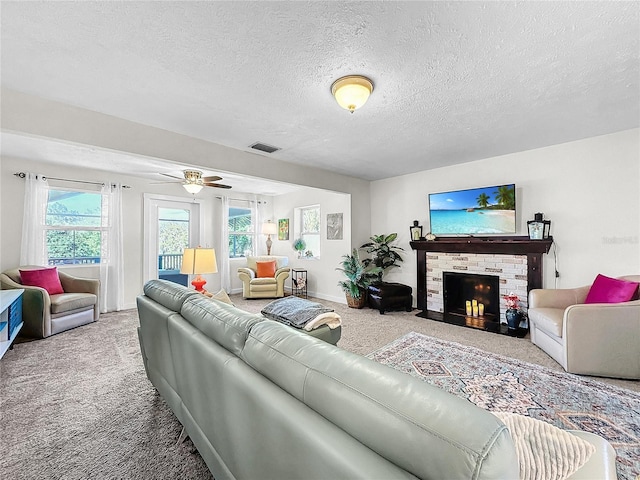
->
[136,279,520,479]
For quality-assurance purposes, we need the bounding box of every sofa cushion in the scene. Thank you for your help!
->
[143,279,199,312]
[584,274,639,304]
[19,267,64,295]
[50,292,97,314]
[256,260,277,278]
[181,294,264,356]
[246,255,289,271]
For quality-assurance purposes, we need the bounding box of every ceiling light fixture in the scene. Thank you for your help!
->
[182,169,204,194]
[183,183,203,194]
[331,75,374,113]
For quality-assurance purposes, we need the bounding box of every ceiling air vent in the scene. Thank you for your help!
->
[249,142,280,154]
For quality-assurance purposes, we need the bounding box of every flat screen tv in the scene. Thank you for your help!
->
[428,184,516,235]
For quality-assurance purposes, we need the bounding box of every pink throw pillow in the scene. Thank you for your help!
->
[19,267,65,295]
[256,260,277,278]
[584,274,639,304]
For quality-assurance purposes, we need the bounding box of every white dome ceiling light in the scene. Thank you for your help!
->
[331,75,374,113]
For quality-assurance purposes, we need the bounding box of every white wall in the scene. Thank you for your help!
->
[271,188,352,303]
[371,129,640,297]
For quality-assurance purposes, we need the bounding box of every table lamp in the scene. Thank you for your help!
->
[262,221,278,255]
[180,247,218,292]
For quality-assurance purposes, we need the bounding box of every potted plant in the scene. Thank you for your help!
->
[336,248,383,308]
[293,238,306,258]
[360,233,404,283]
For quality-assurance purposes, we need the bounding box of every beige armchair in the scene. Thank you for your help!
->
[237,256,290,299]
[1,266,100,338]
[528,275,640,379]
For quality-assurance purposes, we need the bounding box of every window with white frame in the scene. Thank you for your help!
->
[294,204,321,258]
[228,203,254,257]
[45,189,105,265]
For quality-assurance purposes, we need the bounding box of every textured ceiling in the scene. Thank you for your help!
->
[1,1,638,183]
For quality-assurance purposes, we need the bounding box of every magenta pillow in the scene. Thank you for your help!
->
[584,274,639,304]
[19,267,64,295]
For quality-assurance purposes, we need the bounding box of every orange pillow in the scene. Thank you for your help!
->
[256,260,277,278]
[19,267,64,295]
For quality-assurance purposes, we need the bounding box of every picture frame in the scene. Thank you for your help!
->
[326,213,343,240]
[278,218,289,240]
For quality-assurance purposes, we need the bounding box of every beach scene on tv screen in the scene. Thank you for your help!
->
[429,185,516,234]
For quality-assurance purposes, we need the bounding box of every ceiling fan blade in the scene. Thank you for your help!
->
[204,183,232,189]
[202,175,222,182]
[150,180,181,184]
[159,173,184,180]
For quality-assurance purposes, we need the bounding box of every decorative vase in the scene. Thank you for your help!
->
[505,308,521,330]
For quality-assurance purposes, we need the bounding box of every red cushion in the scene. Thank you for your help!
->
[256,260,277,278]
[584,274,639,304]
[19,267,65,295]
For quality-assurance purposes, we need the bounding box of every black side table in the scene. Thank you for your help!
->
[291,269,307,298]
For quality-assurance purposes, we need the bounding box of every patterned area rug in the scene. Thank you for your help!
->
[368,332,640,480]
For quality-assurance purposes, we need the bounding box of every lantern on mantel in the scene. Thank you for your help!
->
[527,212,551,240]
[410,220,423,241]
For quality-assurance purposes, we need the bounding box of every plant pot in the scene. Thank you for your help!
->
[505,308,521,330]
[345,292,366,309]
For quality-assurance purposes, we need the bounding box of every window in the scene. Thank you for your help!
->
[228,205,254,257]
[157,207,190,272]
[45,189,105,265]
[295,204,321,258]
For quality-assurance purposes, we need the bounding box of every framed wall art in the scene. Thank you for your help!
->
[326,213,343,240]
[278,218,289,240]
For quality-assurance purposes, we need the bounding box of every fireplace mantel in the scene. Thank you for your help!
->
[410,236,553,311]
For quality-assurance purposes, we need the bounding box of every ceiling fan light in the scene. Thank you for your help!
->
[331,75,373,113]
[183,183,203,194]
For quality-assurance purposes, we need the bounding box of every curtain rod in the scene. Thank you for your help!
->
[14,172,131,189]
[216,196,266,204]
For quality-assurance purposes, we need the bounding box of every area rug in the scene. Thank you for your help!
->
[368,332,640,480]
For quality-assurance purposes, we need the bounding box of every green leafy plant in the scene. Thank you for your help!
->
[293,238,306,253]
[336,248,383,300]
[360,233,404,282]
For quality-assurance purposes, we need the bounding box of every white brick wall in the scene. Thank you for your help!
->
[426,253,529,318]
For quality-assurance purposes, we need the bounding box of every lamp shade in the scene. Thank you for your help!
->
[262,221,278,235]
[180,248,218,275]
[331,75,374,113]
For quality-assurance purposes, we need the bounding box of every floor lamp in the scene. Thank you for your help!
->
[180,247,218,292]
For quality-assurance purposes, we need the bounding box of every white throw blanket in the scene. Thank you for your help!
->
[493,412,596,480]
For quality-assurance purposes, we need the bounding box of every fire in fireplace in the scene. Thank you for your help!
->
[443,272,500,326]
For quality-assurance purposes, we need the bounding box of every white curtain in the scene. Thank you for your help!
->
[20,173,49,266]
[99,182,124,312]
[254,195,265,255]
[219,196,232,292]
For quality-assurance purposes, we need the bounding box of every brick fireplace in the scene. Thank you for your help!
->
[410,236,553,329]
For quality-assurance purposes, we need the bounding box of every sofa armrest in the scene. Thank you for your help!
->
[563,300,640,378]
[275,267,290,279]
[1,274,50,338]
[59,271,100,296]
[529,286,590,309]
[237,268,256,281]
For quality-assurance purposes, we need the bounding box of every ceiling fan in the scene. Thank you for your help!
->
[156,169,232,193]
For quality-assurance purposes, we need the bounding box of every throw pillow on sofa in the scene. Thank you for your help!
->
[19,267,65,295]
[584,274,639,304]
[256,260,277,278]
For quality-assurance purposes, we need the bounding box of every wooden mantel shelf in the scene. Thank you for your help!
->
[410,236,553,255]
[410,236,554,311]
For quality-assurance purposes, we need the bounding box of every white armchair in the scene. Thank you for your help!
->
[528,275,640,379]
[237,256,290,299]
